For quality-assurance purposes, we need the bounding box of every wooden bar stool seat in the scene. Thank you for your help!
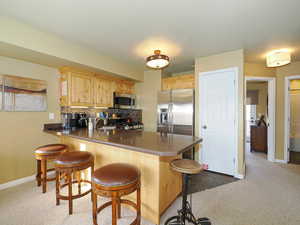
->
[54,151,94,215]
[34,144,68,193]
[170,159,204,174]
[92,163,141,225]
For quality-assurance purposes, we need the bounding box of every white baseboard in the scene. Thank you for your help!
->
[0,171,55,191]
[275,159,288,163]
[0,174,36,191]
[235,173,245,179]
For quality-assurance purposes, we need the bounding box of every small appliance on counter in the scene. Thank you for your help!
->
[77,113,88,128]
[61,112,88,129]
[117,120,144,130]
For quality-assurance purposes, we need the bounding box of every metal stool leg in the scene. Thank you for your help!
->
[164,173,212,225]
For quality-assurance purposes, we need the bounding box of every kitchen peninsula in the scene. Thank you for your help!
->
[45,128,201,224]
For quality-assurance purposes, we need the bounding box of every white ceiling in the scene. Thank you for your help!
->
[0,0,300,74]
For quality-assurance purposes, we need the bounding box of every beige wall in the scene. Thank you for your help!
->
[244,63,276,77]
[136,70,162,132]
[0,56,60,184]
[195,49,245,176]
[0,16,144,81]
[247,82,268,118]
[275,62,300,160]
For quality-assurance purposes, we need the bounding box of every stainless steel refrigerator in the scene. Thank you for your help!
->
[157,89,194,136]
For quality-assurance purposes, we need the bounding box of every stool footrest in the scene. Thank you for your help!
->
[57,189,91,200]
[96,199,140,225]
[60,179,91,189]
[58,179,91,200]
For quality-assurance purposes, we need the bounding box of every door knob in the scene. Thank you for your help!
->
[202,125,207,129]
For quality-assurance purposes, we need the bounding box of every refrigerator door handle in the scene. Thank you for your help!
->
[169,103,174,133]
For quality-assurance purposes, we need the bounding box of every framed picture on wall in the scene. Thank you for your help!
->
[1,75,47,112]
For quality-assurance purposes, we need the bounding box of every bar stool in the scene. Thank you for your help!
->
[54,151,94,215]
[92,163,141,225]
[164,159,211,225]
[34,144,68,193]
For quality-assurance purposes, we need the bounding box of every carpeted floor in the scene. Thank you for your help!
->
[1,147,300,225]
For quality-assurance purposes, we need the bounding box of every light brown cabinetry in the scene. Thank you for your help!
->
[70,72,93,106]
[93,76,115,107]
[115,80,135,94]
[60,67,94,107]
[162,74,194,91]
[59,67,134,107]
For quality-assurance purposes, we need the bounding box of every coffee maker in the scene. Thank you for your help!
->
[77,113,88,128]
[62,113,76,129]
[62,113,88,129]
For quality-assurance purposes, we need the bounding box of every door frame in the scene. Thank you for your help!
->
[198,67,239,177]
[245,76,276,162]
[284,75,300,163]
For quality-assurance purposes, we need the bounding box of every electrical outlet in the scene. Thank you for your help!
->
[49,113,55,120]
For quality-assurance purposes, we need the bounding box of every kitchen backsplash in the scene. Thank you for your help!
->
[60,107,142,122]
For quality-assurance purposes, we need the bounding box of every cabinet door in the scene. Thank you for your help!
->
[60,73,68,106]
[162,74,194,91]
[94,77,114,107]
[70,72,93,106]
[116,80,134,94]
[105,80,115,107]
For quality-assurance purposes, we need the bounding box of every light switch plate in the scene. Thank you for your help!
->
[49,113,55,120]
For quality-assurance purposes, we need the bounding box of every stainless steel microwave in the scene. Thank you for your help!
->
[113,92,136,109]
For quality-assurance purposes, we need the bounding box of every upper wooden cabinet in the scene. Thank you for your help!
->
[93,76,115,107]
[59,67,134,107]
[115,80,135,94]
[70,72,94,106]
[60,67,94,107]
[162,74,195,91]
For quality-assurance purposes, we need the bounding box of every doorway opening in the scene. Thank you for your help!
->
[245,77,276,162]
[284,76,300,164]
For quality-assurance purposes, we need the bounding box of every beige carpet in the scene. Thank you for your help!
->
[1,148,300,225]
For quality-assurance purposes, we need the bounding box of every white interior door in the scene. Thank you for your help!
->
[199,68,237,176]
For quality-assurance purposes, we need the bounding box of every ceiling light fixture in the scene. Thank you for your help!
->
[146,50,169,69]
[266,49,291,67]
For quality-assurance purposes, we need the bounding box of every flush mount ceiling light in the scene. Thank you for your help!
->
[146,50,170,69]
[266,49,291,67]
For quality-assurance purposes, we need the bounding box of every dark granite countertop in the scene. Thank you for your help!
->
[44,128,202,157]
